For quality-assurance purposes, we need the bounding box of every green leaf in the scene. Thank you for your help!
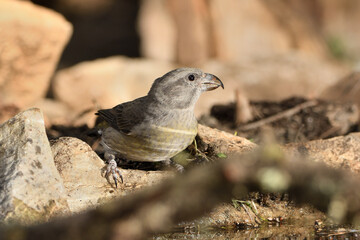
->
[216,152,227,158]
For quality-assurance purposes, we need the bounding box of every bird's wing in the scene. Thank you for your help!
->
[97,98,146,134]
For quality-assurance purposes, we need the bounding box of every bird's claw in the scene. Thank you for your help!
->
[105,158,123,188]
[113,168,123,188]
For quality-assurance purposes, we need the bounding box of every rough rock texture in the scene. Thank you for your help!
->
[0,1,72,108]
[197,124,256,154]
[51,137,112,212]
[285,133,360,174]
[52,56,175,126]
[50,137,173,213]
[0,108,69,224]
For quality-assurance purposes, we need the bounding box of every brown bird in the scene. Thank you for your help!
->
[96,68,224,187]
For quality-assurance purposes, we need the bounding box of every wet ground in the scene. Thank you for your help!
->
[154,223,360,239]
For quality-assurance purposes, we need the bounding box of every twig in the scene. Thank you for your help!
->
[319,126,340,139]
[240,202,254,223]
[239,100,318,131]
[234,88,253,127]
[233,199,263,224]
[233,199,260,224]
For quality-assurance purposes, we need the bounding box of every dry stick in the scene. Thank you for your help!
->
[1,149,360,240]
[234,88,253,127]
[319,126,340,139]
[240,202,254,223]
[239,100,318,131]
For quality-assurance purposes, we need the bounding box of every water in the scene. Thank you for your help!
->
[154,223,360,239]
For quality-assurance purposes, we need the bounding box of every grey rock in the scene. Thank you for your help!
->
[0,108,69,224]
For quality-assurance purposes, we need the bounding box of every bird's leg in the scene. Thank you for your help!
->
[163,159,185,172]
[172,161,185,172]
[105,152,123,188]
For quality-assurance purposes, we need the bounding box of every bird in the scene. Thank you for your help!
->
[96,68,224,187]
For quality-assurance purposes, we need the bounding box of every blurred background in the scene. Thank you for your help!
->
[1,0,360,127]
[32,0,360,67]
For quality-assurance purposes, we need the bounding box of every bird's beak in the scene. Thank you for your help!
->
[201,73,224,91]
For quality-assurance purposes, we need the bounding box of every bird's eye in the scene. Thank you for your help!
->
[188,74,195,81]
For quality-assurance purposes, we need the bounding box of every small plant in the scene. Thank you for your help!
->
[216,152,227,158]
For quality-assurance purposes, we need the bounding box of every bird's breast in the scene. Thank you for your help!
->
[102,112,198,162]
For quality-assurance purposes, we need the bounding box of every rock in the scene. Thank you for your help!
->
[50,137,173,213]
[0,108,69,224]
[52,56,175,126]
[0,1,72,108]
[50,137,113,212]
[285,133,360,174]
[197,124,256,154]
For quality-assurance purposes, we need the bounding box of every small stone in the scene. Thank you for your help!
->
[50,137,114,212]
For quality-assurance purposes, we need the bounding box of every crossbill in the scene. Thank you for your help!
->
[96,68,224,186]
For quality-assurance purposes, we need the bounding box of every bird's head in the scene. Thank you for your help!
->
[148,68,224,109]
